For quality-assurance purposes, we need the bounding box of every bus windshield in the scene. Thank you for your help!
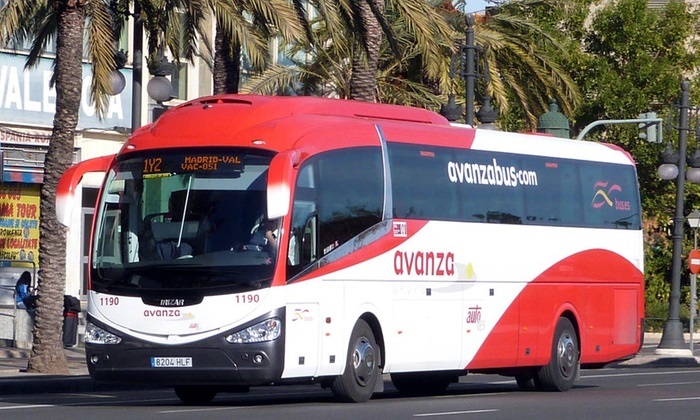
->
[91,149,280,296]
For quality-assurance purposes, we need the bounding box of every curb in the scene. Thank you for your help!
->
[0,375,98,395]
[609,355,700,368]
[0,374,157,395]
[0,349,29,359]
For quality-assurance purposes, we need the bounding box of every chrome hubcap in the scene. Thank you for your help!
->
[557,332,576,378]
[352,336,375,386]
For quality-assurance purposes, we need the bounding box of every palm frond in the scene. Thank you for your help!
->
[213,0,268,69]
[24,5,57,71]
[241,64,301,95]
[0,0,46,47]
[85,0,117,118]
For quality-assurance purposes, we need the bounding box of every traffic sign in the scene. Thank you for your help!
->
[689,249,700,274]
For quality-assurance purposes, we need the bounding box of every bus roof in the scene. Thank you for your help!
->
[127,94,447,150]
[124,95,635,166]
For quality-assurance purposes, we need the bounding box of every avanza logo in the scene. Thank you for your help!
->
[591,181,631,211]
[144,309,181,317]
[393,250,455,276]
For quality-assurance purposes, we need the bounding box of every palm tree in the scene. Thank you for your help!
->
[241,6,449,109]
[312,0,453,102]
[210,0,310,94]
[0,0,212,373]
[347,0,384,101]
[0,0,113,374]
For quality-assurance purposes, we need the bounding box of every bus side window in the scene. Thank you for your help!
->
[300,213,318,266]
[288,161,317,279]
[287,207,318,278]
[286,146,382,282]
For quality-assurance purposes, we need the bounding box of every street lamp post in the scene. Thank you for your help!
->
[656,79,695,356]
[442,13,495,126]
[687,209,700,353]
[109,2,174,130]
[131,1,143,132]
[464,14,476,126]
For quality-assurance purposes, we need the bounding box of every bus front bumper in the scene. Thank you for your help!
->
[85,312,285,387]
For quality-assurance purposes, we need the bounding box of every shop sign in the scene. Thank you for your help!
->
[0,52,133,131]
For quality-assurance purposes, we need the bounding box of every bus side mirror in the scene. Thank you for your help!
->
[56,155,114,226]
[267,150,299,219]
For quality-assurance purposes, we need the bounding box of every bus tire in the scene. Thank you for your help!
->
[330,319,380,403]
[174,386,217,405]
[391,372,453,395]
[537,317,579,391]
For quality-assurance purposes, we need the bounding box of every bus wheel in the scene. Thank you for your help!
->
[391,372,453,395]
[174,386,217,405]
[331,319,380,403]
[537,317,579,391]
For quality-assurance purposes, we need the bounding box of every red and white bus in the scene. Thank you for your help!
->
[57,95,643,404]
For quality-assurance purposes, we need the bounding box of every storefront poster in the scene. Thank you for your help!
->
[0,183,40,265]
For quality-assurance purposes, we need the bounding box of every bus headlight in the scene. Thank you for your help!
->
[85,321,122,344]
[225,318,281,344]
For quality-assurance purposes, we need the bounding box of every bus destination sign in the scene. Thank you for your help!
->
[143,155,243,175]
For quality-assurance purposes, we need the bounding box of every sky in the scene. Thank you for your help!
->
[464,1,490,13]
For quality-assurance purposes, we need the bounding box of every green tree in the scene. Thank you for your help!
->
[573,1,700,219]
[565,0,700,325]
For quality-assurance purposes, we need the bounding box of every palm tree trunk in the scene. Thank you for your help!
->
[213,24,241,94]
[27,0,85,374]
[349,0,385,102]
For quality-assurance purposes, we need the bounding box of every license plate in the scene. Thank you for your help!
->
[151,357,192,368]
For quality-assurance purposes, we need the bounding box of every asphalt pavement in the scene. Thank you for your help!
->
[0,333,698,396]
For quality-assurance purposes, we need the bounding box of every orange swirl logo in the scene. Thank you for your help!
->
[592,181,630,210]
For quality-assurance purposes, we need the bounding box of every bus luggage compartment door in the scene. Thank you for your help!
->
[282,303,320,378]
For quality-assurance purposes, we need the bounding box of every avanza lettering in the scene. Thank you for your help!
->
[394,250,455,276]
[144,309,181,317]
[447,158,538,187]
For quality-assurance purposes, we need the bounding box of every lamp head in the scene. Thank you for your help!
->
[688,209,700,229]
[108,70,126,96]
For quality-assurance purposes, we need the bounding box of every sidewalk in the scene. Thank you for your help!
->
[611,332,700,367]
[0,333,698,395]
[0,345,98,395]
